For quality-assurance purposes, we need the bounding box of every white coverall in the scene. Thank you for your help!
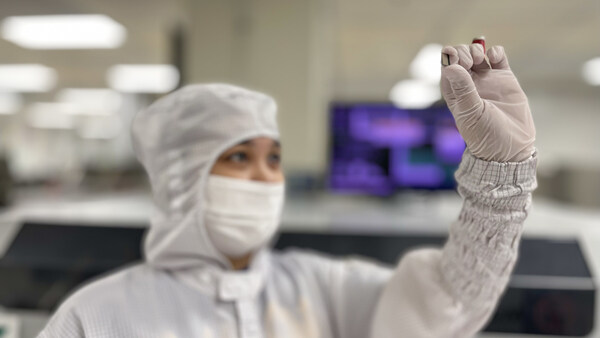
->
[37,84,537,338]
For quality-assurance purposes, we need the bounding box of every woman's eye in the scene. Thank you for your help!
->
[228,152,248,163]
[268,153,281,164]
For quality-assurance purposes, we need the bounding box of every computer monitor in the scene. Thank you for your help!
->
[329,102,465,195]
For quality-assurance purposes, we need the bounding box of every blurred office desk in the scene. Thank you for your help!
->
[0,191,599,337]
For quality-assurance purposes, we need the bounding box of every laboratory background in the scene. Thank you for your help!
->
[0,0,599,337]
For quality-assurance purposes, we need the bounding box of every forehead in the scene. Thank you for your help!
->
[236,137,280,148]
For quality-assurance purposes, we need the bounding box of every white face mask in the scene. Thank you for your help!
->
[203,174,285,259]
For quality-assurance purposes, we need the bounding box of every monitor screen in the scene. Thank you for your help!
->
[329,103,466,195]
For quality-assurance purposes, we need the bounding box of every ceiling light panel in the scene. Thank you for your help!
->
[582,57,600,86]
[0,64,57,92]
[107,64,180,93]
[410,44,443,84]
[2,15,126,49]
[389,79,441,109]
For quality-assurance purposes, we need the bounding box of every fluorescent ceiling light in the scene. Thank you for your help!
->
[0,64,57,92]
[57,88,122,115]
[77,115,122,140]
[410,43,443,84]
[582,57,600,86]
[1,15,126,49]
[0,92,23,114]
[107,64,179,93]
[389,79,441,109]
[27,102,76,129]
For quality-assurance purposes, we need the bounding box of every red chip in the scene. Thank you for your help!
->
[472,36,486,53]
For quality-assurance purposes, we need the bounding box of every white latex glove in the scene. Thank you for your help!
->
[441,44,536,162]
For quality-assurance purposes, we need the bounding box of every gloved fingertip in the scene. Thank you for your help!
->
[471,43,484,54]
[469,43,485,64]
[441,46,459,65]
[487,46,504,63]
[442,45,457,55]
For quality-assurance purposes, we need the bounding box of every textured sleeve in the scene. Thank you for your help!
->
[369,150,538,338]
[440,150,538,309]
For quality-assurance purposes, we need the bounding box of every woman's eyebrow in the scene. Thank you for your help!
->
[236,140,280,147]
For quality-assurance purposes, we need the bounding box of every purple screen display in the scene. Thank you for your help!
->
[329,103,465,195]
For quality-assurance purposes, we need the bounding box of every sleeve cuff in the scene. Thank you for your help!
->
[454,150,538,209]
[457,150,538,186]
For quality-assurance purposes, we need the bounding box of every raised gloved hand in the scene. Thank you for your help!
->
[441,44,535,162]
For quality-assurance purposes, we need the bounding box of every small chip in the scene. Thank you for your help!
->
[441,53,450,66]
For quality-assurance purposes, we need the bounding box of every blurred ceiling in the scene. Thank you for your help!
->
[332,0,600,98]
[0,0,598,100]
[0,0,184,95]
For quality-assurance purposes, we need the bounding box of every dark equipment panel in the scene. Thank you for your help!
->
[0,222,594,335]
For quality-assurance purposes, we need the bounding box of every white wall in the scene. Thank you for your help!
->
[185,0,335,174]
[529,92,600,170]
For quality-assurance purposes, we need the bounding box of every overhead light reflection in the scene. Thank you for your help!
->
[2,15,126,49]
[410,43,443,84]
[582,57,600,86]
[389,79,441,109]
[0,64,57,92]
[107,64,179,93]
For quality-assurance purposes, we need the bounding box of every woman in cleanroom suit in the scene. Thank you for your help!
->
[38,43,536,338]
